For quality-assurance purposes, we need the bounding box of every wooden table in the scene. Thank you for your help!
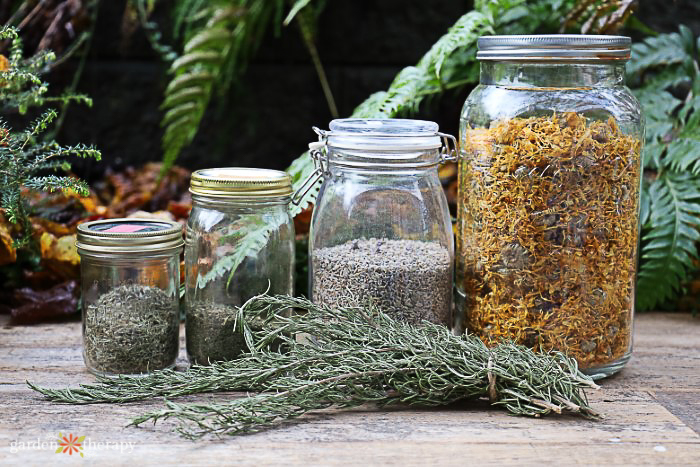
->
[1,313,699,465]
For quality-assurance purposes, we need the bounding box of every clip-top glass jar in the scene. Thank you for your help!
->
[457,35,643,377]
[76,218,183,376]
[185,168,295,365]
[301,119,456,326]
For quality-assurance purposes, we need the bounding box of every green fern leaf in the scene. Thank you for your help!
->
[636,172,700,310]
[431,11,493,79]
[627,31,687,76]
[160,9,233,173]
[634,88,681,143]
[665,133,700,174]
[161,2,290,172]
[165,71,215,95]
[195,216,284,291]
[351,92,389,119]
[183,28,233,53]
[161,86,208,110]
[171,51,222,72]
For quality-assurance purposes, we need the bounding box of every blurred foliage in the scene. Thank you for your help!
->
[629,27,700,310]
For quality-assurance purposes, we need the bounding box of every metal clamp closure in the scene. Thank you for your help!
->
[291,128,329,206]
[438,132,459,164]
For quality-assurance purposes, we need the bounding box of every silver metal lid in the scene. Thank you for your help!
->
[323,119,443,151]
[76,218,184,255]
[477,35,631,61]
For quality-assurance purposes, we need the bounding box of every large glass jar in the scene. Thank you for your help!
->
[185,168,295,365]
[305,119,456,326]
[457,35,643,377]
[76,219,183,376]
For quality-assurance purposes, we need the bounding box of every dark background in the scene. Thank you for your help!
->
[50,0,700,180]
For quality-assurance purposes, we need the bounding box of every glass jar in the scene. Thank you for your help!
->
[76,219,183,376]
[303,119,456,326]
[185,168,295,365]
[456,35,643,377]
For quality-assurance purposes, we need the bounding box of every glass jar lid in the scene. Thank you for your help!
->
[76,219,184,255]
[323,119,443,151]
[477,35,631,61]
[189,168,293,198]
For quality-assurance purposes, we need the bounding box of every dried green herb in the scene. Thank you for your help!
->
[32,294,599,439]
[457,112,641,371]
[186,302,246,365]
[83,284,179,375]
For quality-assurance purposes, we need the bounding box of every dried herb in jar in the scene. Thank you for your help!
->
[312,238,452,325]
[84,284,179,375]
[186,302,247,365]
[457,112,641,370]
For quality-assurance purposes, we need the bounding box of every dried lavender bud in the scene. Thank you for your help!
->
[312,238,452,325]
[83,284,179,375]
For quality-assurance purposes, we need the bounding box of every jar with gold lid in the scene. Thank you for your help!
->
[76,218,183,376]
[185,168,295,365]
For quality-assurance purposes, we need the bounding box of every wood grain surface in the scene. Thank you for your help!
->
[0,313,698,466]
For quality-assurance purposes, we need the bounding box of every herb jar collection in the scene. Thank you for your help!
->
[76,34,643,379]
[456,35,643,377]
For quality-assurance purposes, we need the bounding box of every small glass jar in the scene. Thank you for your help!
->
[302,119,456,326]
[185,168,295,365]
[457,35,643,377]
[76,219,183,376]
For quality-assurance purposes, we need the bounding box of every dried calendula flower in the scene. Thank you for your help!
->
[457,112,641,372]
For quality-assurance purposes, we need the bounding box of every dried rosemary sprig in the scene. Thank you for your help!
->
[30,295,600,439]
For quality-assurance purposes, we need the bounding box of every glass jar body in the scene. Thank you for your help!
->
[185,195,294,365]
[80,251,180,376]
[310,147,454,326]
[457,62,643,377]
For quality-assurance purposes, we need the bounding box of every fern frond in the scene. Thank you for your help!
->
[159,8,232,173]
[664,132,700,175]
[633,88,680,144]
[195,216,284,291]
[637,172,700,310]
[627,31,686,76]
[431,10,495,79]
[160,1,294,172]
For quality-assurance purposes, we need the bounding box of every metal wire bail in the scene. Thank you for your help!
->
[438,132,459,163]
[291,129,329,206]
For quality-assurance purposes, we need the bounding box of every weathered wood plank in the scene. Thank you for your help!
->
[0,312,699,465]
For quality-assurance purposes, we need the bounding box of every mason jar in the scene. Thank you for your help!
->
[456,35,643,377]
[76,219,183,376]
[301,119,456,326]
[185,168,295,365]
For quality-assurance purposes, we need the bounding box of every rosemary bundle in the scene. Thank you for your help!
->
[30,295,600,439]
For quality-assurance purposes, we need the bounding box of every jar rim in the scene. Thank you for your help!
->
[190,167,293,198]
[322,118,444,151]
[76,218,184,255]
[477,34,631,62]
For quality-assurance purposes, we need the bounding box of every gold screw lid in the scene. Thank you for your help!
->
[76,218,184,255]
[190,168,293,198]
